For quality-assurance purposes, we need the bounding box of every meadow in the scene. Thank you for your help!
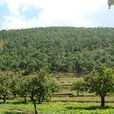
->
[0,102,114,114]
[0,73,114,114]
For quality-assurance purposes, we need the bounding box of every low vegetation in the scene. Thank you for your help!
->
[1,102,114,114]
[0,27,114,114]
[1,27,114,75]
[0,70,59,114]
[73,66,114,108]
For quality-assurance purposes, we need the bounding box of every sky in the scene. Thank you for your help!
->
[0,0,114,30]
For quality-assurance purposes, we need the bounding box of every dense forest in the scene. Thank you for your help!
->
[0,27,114,75]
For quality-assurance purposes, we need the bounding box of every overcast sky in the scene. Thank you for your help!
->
[0,0,114,30]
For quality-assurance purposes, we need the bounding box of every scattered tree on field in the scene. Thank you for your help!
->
[19,77,29,104]
[84,66,114,108]
[20,69,59,114]
[10,73,20,99]
[0,71,14,103]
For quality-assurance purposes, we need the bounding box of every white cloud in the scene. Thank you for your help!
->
[0,0,111,29]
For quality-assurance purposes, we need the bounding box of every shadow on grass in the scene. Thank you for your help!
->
[66,106,114,111]
[11,101,28,105]
[0,101,27,105]
[1,112,25,114]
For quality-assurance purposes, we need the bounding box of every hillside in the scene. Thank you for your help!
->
[0,27,114,75]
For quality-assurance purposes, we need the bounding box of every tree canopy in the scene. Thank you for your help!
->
[108,0,114,8]
[0,69,59,114]
[0,27,114,75]
[73,66,114,108]
[84,66,114,108]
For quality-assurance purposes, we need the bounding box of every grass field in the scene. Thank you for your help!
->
[1,102,114,114]
[0,73,114,114]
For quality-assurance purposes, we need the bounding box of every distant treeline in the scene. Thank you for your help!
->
[0,27,114,75]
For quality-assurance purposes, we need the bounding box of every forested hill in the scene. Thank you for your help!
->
[0,27,114,75]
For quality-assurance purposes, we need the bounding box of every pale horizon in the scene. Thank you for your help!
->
[0,0,114,30]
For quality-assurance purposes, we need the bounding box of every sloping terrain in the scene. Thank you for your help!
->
[0,27,114,75]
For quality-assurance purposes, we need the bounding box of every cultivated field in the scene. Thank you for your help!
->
[0,73,114,114]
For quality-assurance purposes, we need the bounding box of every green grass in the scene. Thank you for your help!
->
[1,74,114,114]
[0,102,114,114]
[39,103,114,114]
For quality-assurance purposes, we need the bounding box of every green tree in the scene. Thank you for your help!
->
[19,76,29,104]
[10,73,20,99]
[0,71,13,103]
[108,0,114,9]
[72,81,84,96]
[1,27,114,74]
[84,66,114,108]
[20,70,59,114]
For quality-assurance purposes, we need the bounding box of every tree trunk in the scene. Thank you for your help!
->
[38,95,44,104]
[3,95,6,104]
[101,95,105,108]
[38,97,42,104]
[77,91,79,96]
[14,94,16,99]
[38,98,41,104]
[42,96,45,102]
[30,96,38,114]
[24,96,27,104]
